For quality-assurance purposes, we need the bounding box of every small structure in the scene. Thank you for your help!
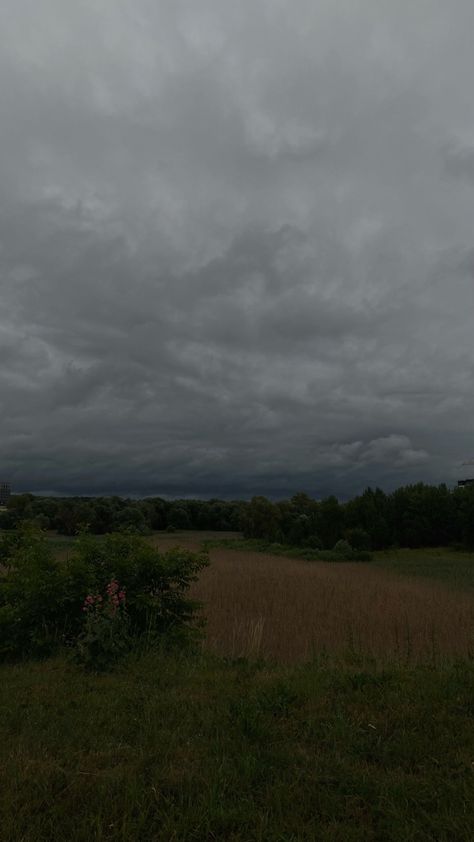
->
[0,481,11,506]
[458,478,474,488]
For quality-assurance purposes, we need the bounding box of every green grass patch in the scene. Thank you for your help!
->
[204,539,474,591]
[202,538,372,562]
[0,651,473,841]
[374,547,474,590]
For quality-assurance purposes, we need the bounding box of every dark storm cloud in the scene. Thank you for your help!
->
[1,0,474,498]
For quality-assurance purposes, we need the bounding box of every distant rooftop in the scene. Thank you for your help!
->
[458,478,474,487]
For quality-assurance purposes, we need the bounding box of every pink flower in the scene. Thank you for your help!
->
[83,594,96,610]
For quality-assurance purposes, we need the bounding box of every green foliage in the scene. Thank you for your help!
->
[206,537,372,562]
[0,526,74,659]
[74,580,131,671]
[303,533,323,549]
[71,532,208,642]
[0,527,208,663]
[345,527,371,550]
[3,481,474,554]
[169,506,191,530]
[333,538,353,558]
[241,496,282,541]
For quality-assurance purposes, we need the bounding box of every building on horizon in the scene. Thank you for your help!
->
[458,478,474,488]
[0,481,11,506]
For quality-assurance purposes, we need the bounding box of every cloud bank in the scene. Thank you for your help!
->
[1,0,473,498]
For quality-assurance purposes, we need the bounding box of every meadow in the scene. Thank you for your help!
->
[148,533,474,664]
[1,530,474,840]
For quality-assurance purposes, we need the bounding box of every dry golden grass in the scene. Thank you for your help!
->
[188,548,474,664]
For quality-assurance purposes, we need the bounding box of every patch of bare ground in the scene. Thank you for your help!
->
[190,549,474,664]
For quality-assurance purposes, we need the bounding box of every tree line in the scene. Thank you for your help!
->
[1,482,474,549]
[0,495,243,536]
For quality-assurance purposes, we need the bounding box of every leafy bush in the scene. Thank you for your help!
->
[71,532,208,643]
[0,527,208,663]
[333,539,352,554]
[344,528,371,551]
[0,526,74,659]
[303,534,323,550]
[350,550,373,562]
[75,579,131,670]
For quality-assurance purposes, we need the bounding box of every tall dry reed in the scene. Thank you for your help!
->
[189,549,474,664]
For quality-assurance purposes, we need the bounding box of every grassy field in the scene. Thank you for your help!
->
[198,536,474,590]
[1,650,473,842]
[188,548,474,664]
[373,546,474,590]
[1,531,474,840]
[146,533,474,663]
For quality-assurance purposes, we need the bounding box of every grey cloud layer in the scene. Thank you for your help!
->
[1,0,473,497]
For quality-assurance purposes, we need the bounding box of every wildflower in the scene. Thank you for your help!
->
[83,594,96,611]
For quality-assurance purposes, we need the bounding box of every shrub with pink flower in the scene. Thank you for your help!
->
[76,578,130,670]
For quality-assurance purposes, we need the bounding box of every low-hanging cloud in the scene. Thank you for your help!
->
[1,0,474,498]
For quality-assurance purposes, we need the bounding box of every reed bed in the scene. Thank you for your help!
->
[190,549,474,663]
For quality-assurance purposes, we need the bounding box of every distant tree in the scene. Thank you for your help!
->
[317,496,344,549]
[6,494,35,525]
[241,496,281,541]
[55,503,86,536]
[453,484,474,548]
[344,527,371,551]
[345,488,390,549]
[169,506,191,531]
[113,505,148,534]
[4,483,473,552]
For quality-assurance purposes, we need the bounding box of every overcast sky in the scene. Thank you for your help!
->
[1,1,474,499]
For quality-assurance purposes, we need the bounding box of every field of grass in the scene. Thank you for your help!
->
[2,530,474,839]
[373,547,474,590]
[201,536,474,589]
[1,650,474,842]
[187,547,474,663]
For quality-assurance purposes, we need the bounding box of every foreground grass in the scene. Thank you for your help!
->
[1,651,474,841]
